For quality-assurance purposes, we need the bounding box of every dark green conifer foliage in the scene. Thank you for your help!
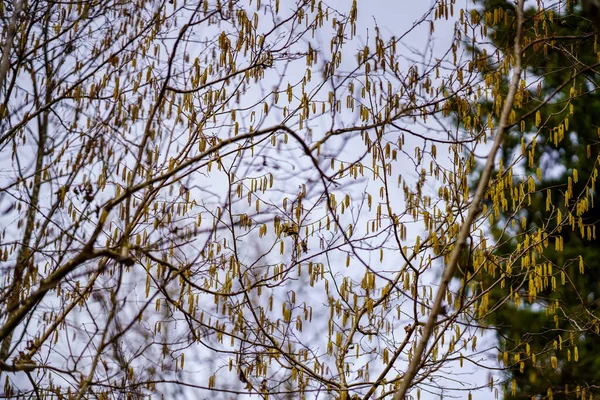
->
[465,0,600,398]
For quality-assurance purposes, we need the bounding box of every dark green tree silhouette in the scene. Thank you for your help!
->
[458,0,600,398]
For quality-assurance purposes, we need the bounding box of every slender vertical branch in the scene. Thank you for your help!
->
[392,1,525,398]
[0,54,48,362]
[0,0,23,96]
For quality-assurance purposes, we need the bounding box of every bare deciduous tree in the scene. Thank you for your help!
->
[3,0,589,399]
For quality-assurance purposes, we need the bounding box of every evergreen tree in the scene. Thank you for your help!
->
[467,0,600,397]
